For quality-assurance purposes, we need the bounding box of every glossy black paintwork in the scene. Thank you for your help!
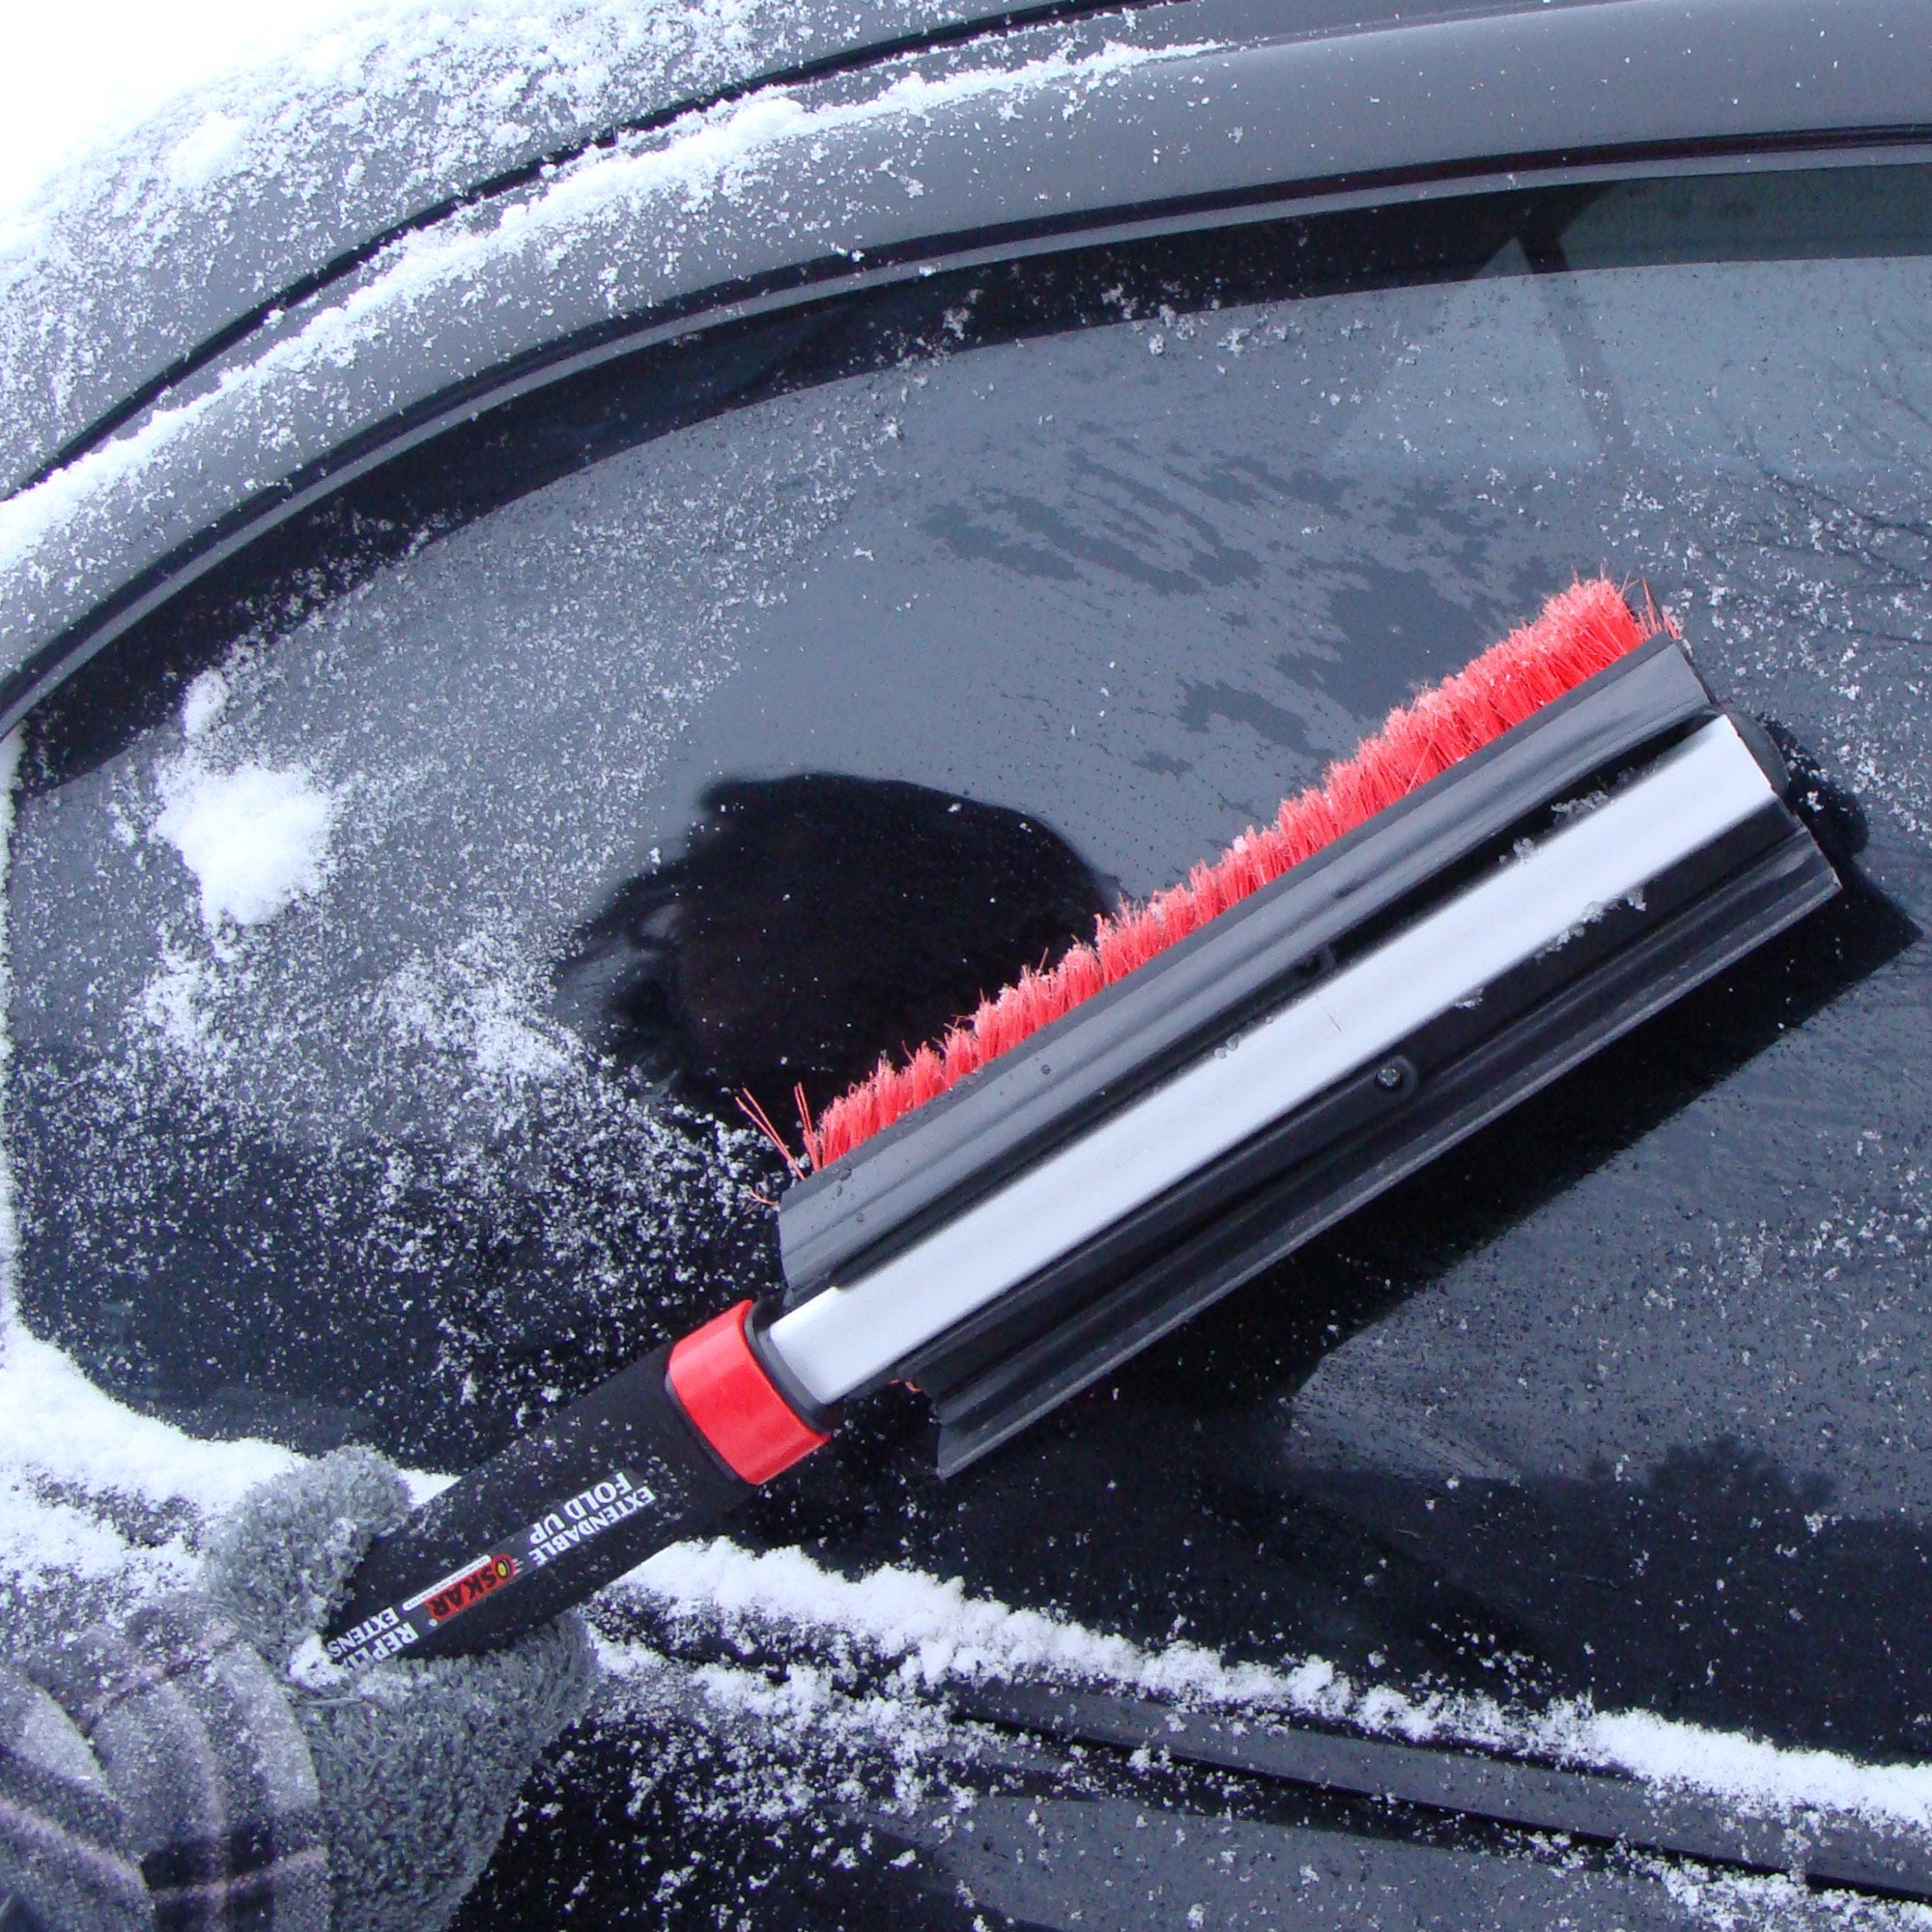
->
[12,102,1932,1932]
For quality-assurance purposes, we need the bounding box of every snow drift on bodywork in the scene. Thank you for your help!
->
[0,0,1069,495]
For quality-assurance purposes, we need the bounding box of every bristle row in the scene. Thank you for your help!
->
[801,578,1660,1170]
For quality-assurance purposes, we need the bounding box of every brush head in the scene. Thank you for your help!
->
[800,578,1662,1172]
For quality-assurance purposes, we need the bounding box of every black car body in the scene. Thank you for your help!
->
[6,1,1932,1924]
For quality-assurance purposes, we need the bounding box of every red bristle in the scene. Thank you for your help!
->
[984,982,1023,1059]
[738,1090,807,1180]
[942,1027,979,1083]
[800,578,1659,1171]
[793,1083,823,1171]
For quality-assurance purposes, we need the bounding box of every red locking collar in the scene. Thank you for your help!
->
[667,1301,830,1485]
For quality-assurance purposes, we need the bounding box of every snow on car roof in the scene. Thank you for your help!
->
[0,0,1067,492]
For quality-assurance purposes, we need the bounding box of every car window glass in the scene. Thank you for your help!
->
[12,161,1932,1762]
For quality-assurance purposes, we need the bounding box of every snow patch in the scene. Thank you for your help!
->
[152,757,343,928]
[137,949,230,1071]
[1585,1708,1932,1834]
[0,1322,293,1512]
[627,1537,1932,1839]
[632,1538,1284,1703]
[2,0,405,218]
[0,1471,194,1594]
[379,932,578,1087]
[180,668,230,739]
[164,107,248,188]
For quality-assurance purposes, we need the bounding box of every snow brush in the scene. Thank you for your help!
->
[327,580,1837,1667]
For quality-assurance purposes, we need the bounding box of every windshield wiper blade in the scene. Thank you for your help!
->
[954,1683,1932,1902]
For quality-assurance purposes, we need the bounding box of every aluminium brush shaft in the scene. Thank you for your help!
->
[327,1344,751,1664]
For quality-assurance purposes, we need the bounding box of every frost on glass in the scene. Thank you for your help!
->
[8,170,1932,1809]
[9,376,899,1465]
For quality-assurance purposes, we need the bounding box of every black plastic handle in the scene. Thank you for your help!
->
[325,1343,753,1666]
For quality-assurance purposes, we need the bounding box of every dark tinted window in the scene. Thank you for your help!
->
[13,163,1932,1769]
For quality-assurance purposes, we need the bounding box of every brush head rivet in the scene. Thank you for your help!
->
[1375,1064,1405,1091]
